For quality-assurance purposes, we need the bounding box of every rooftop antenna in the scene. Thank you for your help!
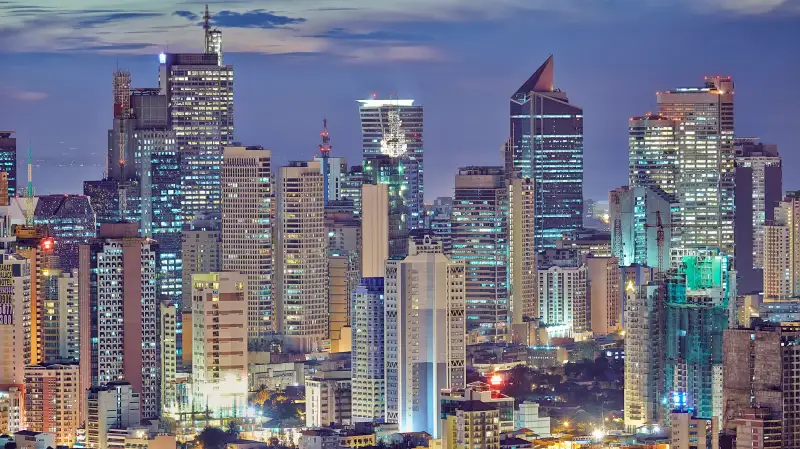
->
[25,145,34,226]
[319,119,332,204]
[203,5,211,50]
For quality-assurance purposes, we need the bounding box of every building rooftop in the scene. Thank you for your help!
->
[458,400,498,412]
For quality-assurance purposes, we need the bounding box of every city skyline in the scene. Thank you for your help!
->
[1,3,798,200]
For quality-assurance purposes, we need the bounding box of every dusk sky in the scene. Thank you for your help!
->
[1,0,798,200]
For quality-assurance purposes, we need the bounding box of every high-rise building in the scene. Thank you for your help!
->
[33,194,96,272]
[180,217,221,305]
[628,114,679,197]
[508,177,536,325]
[657,77,735,256]
[325,208,360,352]
[362,184,389,278]
[191,272,248,418]
[159,43,234,223]
[622,265,658,431]
[275,161,328,353]
[451,167,508,336]
[358,98,424,230]
[38,269,80,363]
[587,255,621,336]
[763,192,800,299]
[536,249,588,338]
[385,237,466,436]
[0,132,16,200]
[364,155,409,260]
[609,185,674,269]
[340,165,367,217]
[734,138,782,294]
[663,251,735,426]
[723,323,800,447]
[86,381,141,449]
[79,223,159,420]
[0,253,31,386]
[83,179,139,230]
[0,173,8,207]
[221,146,273,342]
[23,362,80,447]
[351,278,385,423]
[159,301,176,415]
[509,56,583,250]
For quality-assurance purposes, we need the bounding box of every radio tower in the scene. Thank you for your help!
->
[25,146,34,226]
[319,119,332,204]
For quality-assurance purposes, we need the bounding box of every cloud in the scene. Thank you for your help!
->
[208,9,306,29]
[75,12,163,29]
[344,45,446,63]
[309,28,432,43]
[173,10,199,21]
[0,88,48,101]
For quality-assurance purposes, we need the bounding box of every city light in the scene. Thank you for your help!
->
[490,374,503,386]
[592,429,606,441]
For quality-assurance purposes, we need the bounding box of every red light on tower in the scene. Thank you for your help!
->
[42,238,54,251]
[490,374,503,386]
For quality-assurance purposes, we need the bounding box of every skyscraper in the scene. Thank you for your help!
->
[657,77,735,256]
[33,194,96,272]
[364,155,409,259]
[181,216,221,305]
[509,56,583,250]
[628,114,679,198]
[23,362,80,446]
[384,237,466,436]
[734,138,782,294]
[763,192,800,299]
[0,131,16,200]
[451,167,508,336]
[221,146,273,342]
[0,253,31,387]
[325,208,360,352]
[358,98,424,230]
[508,177,536,325]
[159,18,233,224]
[362,184,389,278]
[536,249,588,337]
[79,222,159,420]
[275,161,328,353]
[351,277,385,423]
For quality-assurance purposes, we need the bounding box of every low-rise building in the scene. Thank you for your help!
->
[513,402,550,437]
[13,431,55,449]
[305,370,352,428]
[441,382,514,432]
[671,410,718,449]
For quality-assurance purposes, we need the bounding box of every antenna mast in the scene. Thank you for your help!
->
[319,119,332,204]
[25,147,34,226]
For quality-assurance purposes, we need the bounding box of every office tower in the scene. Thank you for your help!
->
[723,323,800,447]
[0,132,16,200]
[609,185,674,269]
[180,217,220,305]
[508,177,536,325]
[305,370,352,428]
[663,251,735,426]
[38,269,79,363]
[509,56,583,250]
[275,161,327,352]
[0,253,31,386]
[384,237,466,436]
[671,410,719,449]
[341,165,367,217]
[23,363,80,447]
[451,167,509,336]
[536,249,588,337]
[326,208,361,352]
[159,37,234,223]
[587,255,621,335]
[358,98,424,230]
[364,155,409,259]
[735,139,782,294]
[159,301,176,414]
[657,76,735,255]
[623,265,658,431]
[628,114,679,197]
[362,184,389,278]
[86,382,141,449]
[351,278,385,423]
[221,146,273,342]
[191,272,248,418]
[33,194,96,272]
[83,179,138,229]
[79,223,159,420]
[763,192,800,299]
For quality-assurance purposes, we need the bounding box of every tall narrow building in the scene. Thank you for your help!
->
[364,155,409,260]
[763,192,800,299]
[325,208,360,352]
[657,77,735,256]
[275,161,328,353]
[450,167,508,337]
[384,237,466,437]
[221,146,273,343]
[159,18,234,223]
[734,138,782,294]
[509,56,583,250]
[358,98,424,230]
[79,222,159,420]
[351,278,385,423]
[0,253,31,387]
[0,131,16,200]
[508,177,536,325]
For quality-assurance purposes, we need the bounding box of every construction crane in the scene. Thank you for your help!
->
[643,210,679,276]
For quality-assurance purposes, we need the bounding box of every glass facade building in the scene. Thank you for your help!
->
[0,131,17,201]
[33,195,97,272]
[364,155,409,260]
[509,56,583,251]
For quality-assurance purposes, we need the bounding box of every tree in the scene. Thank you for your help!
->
[226,420,240,439]
[197,427,231,449]
[5,442,17,449]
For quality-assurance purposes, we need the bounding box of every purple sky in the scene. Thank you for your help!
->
[1,1,798,200]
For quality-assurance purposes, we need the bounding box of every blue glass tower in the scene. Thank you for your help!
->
[0,131,16,200]
[509,56,583,250]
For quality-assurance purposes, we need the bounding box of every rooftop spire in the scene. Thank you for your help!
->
[514,55,554,96]
[319,118,332,156]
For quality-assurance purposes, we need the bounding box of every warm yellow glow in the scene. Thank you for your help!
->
[625,279,635,293]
